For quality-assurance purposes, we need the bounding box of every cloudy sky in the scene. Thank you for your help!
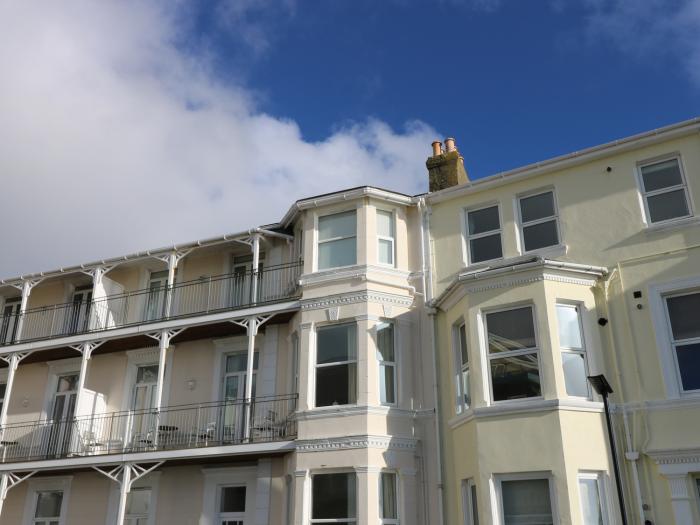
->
[1,0,699,278]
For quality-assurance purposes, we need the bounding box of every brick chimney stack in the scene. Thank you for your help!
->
[426,137,468,192]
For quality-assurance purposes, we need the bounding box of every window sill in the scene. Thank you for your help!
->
[644,215,700,235]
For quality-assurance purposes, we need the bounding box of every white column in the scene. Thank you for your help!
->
[663,473,695,525]
[255,458,272,525]
[14,281,34,341]
[116,464,132,525]
[164,252,178,317]
[244,318,258,440]
[0,354,20,431]
[293,470,310,525]
[74,344,93,417]
[251,234,261,304]
[154,330,170,410]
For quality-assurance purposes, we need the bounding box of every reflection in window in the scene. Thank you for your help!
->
[318,211,357,270]
[380,472,399,524]
[500,478,553,525]
[466,205,503,264]
[453,322,471,413]
[312,472,357,524]
[377,323,397,405]
[556,304,590,397]
[316,324,357,406]
[518,191,560,252]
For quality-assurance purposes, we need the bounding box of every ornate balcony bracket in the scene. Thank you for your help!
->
[230,314,273,337]
[94,461,164,525]
[0,470,37,517]
[69,340,105,360]
[145,328,184,344]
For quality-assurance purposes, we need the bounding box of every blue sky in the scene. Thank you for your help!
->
[0,0,699,277]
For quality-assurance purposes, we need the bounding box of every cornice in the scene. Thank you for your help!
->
[295,434,418,453]
[299,264,412,288]
[646,448,700,465]
[295,405,418,421]
[301,291,414,311]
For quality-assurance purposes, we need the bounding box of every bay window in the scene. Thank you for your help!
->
[377,322,397,405]
[453,322,470,413]
[578,473,608,525]
[485,307,541,402]
[318,211,357,270]
[316,324,357,407]
[497,476,554,525]
[311,472,357,524]
[377,209,395,266]
[461,479,479,525]
[379,472,399,524]
[556,304,590,398]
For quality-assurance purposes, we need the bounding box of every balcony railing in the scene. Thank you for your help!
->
[0,394,297,464]
[0,261,303,346]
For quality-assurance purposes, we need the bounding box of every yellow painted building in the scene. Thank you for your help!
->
[424,118,700,524]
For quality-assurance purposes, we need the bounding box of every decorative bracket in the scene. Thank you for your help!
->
[8,279,43,294]
[231,314,273,336]
[151,249,193,267]
[145,328,184,343]
[69,340,105,360]
[0,471,37,500]
[0,352,30,371]
[93,462,164,491]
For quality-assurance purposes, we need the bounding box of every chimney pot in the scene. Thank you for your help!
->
[444,137,456,153]
[431,141,442,157]
[426,137,468,192]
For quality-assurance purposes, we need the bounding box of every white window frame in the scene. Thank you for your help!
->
[636,154,694,226]
[377,321,398,406]
[452,321,470,414]
[493,472,558,525]
[663,288,700,395]
[464,203,503,265]
[310,470,358,524]
[461,478,478,525]
[376,208,396,267]
[556,302,591,399]
[314,323,358,408]
[124,486,153,525]
[316,210,357,271]
[577,471,610,525]
[379,471,400,525]
[23,477,72,525]
[516,189,561,254]
[217,484,247,524]
[483,305,543,405]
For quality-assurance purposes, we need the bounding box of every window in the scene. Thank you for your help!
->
[518,191,560,252]
[311,472,356,524]
[498,477,553,525]
[316,324,357,407]
[556,304,590,398]
[578,473,608,525]
[638,157,692,224]
[461,479,479,525]
[664,291,700,392]
[0,382,6,415]
[485,307,541,402]
[146,270,169,321]
[466,205,503,264]
[380,472,399,524]
[125,487,151,525]
[377,209,396,266]
[453,322,470,413]
[218,485,246,525]
[291,332,299,394]
[32,490,63,525]
[1,298,21,344]
[318,211,357,270]
[377,323,397,405]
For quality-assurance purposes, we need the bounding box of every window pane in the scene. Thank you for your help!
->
[35,491,63,518]
[522,220,559,251]
[578,477,603,525]
[57,374,78,392]
[501,479,553,525]
[380,473,398,519]
[490,354,541,401]
[318,324,357,364]
[126,488,151,515]
[378,238,394,265]
[319,211,356,241]
[220,486,246,513]
[487,308,536,354]
[377,210,394,237]
[468,206,500,235]
[666,293,700,340]
[462,369,471,407]
[312,473,356,519]
[459,324,468,366]
[470,234,503,263]
[676,343,700,391]
[647,189,690,223]
[377,324,395,362]
[381,364,396,404]
[136,366,158,384]
[225,352,258,374]
[556,305,583,349]
[520,192,555,223]
[562,353,589,397]
[641,159,683,192]
[470,484,479,525]
[319,237,357,269]
[316,363,357,406]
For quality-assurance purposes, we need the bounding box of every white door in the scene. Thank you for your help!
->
[218,486,246,525]
[0,299,20,344]
[47,374,78,457]
[130,365,159,446]
[145,271,169,321]
[221,353,257,442]
[32,490,64,525]
[229,255,263,307]
[64,287,92,335]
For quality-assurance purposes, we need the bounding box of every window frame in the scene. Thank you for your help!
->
[555,302,592,399]
[516,189,561,254]
[316,209,358,271]
[577,471,610,525]
[23,477,72,525]
[494,472,558,525]
[483,305,543,405]
[636,154,694,226]
[663,288,700,395]
[379,471,400,525]
[461,478,479,525]
[314,322,358,408]
[464,203,504,265]
[376,321,398,406]
[376,208,396,267]
[310,470,358,524]
[217,484,247,525]
[452,321,471,413]
[124,486,153,525]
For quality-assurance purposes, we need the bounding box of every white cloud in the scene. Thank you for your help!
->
[0,1,438,278]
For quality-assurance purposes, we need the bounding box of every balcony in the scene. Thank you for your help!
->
[0,261,303,347]
[0,394,297,465]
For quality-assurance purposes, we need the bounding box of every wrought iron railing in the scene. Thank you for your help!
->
[0,395,297,464]
[0,261,303,346]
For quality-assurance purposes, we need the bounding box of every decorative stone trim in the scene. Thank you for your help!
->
[299,265,412,287]
[296,434,418,453]
[295,405,417,421]
[646,448,700,465]
[301,291,414,311]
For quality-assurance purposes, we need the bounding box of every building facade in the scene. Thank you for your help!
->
[0,116,699,524]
